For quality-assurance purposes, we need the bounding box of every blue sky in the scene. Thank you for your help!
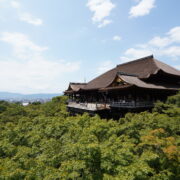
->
[0,0,179,94]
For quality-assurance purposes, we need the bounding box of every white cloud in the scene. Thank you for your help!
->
[113,35,122,41]
[0,32,48,59]
[124,48,153,59]
[149,26,180,48]
[119,56,131,63]
[1,0,43,26]
[0,0,5,3]
[19,12,43,26]
[98,19,112,28]
[101,26,178,71]
[0,58,80,93]
[148,36,171,47]
[160,46,180,57]
[129,0,156,18]
[120,26,180,62]
[97,60,114,74]
[0,32,80,93]
[87,0,115,27]
[10,0,21,9]
[167,26,180,43]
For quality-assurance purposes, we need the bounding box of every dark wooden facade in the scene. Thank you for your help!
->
[64,55,180,119]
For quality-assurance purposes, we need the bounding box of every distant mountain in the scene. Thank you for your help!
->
[0,92,23,99]
[0,92,61,101]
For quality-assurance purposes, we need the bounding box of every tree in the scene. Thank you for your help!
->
[0,94,179,179]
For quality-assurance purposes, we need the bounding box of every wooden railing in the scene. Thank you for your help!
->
[67,100,154,110]
[110,101,154,108]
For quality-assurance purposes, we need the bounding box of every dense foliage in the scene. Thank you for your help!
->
[0,93,179,179]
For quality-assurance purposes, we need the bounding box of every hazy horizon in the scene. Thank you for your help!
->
[0,91,61,95]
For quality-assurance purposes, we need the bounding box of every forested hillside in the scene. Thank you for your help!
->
[0,93,179,180]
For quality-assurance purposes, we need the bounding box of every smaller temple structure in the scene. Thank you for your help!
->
[64,55,180,118]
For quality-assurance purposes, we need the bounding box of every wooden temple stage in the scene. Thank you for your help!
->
[64,55,180,119]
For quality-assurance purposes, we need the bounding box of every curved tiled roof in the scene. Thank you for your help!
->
[120,75,180,90]
[66,83,87,92]
[154,58,180,76]
[84,55,180,90]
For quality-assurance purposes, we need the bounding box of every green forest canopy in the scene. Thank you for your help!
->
[0,92,179,180]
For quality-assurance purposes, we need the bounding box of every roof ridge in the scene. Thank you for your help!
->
[153,58,180,75]
[70,82,87,84]
[86,67,116,84]
[116,55,154,67]
[152,58,161,67]
[151,57,161,74]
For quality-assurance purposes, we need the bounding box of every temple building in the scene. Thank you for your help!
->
[64,55,180,118]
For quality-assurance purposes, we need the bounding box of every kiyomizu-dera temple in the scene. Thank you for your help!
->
[64,55,180,119]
